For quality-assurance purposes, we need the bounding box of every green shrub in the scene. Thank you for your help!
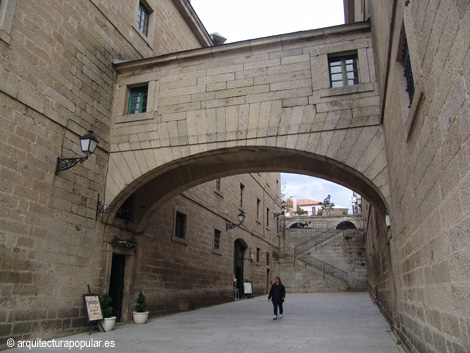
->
[101,294,113,318]
[136,291,147,313]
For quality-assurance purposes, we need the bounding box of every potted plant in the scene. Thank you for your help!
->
[132,291,149,324]
[100,294,116,332]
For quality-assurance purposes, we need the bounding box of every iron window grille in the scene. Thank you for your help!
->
[214,229,221,250]
[127,85,148,114]
[175,211,187,239]
[137,2,149,36]
[402,39,415,107]
[328,55,359,88]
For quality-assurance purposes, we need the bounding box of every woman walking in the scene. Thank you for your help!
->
[268,276,285,320]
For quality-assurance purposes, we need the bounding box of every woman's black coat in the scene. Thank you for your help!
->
[268,283,286,302]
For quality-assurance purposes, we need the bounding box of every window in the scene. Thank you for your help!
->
[214,229,221,250]
[266,208,270,227]
[266,252,270,265]
[256,248,260,263]
[402,39,415,107]
[256,199,261,219]
[136,1,149,36]
[240,184,245,208]
[215,178,221,191]
[127,85,148,114]
[328,55,359,88]
[174,211,187,239]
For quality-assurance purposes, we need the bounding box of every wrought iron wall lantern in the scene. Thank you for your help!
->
[274,205,286,217]
[226,210,245,230]
[55,130,99,175]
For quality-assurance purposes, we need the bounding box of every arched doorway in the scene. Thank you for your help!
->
[234,239,247,298]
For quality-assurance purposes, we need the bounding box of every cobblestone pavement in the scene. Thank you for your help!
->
[8,292,405,353]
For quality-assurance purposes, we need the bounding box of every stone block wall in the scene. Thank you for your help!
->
[119,173,281,320]
[356,0,470,352]
[362,200,397,325]
[0,0,210,347]
[106,21,389,226]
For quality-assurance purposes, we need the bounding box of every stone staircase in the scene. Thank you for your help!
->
[294,229,348,285]
[297,254,349,284]
[275,225,368,292]
[275,256,346,293]
[294,229,344,256]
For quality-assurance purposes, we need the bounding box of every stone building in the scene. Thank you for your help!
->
[0,0,281,347]
[346,1,470,352]
[1,0,470,352]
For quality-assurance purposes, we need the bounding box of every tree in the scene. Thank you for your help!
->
[296,206,307,215]
[283,198,294,213]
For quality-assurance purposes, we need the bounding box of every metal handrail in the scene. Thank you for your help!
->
[298,254,349,283]
[294,229,343,255]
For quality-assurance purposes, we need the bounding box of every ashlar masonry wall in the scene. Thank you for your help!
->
[361,1,470,352]
[105,21,389,231]
[0,0,210,347]
[121,173,282,319]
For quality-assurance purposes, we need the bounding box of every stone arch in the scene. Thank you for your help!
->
[289,222,306,229]
[102,147,389,232]
[336,221,357,230]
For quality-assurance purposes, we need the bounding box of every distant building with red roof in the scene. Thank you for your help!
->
[290,198,349,216]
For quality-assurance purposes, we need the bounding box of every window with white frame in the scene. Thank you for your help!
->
[328,54,359,88]
[127,85,148,115]
[136,1,150,36]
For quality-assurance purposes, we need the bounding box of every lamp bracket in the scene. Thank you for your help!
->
[226,222,241,230]
[55,155,89,175]
[95,194,120,220]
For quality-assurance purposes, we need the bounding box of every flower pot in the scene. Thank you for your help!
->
[133,311,149,324]
[99,317,116,332]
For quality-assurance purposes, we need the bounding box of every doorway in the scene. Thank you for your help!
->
[234,239,246,297]
[108,253,126,322]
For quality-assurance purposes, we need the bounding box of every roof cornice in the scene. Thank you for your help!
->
[171,0,213,47]
[114,21,371,72]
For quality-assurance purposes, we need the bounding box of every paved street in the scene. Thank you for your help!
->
[8,293,405,353]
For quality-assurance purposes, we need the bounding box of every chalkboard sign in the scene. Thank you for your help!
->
[243,281,253,295]
[83,294,103,323]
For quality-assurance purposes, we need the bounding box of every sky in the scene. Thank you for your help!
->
[190,0,345,43]
[190,0,355,212]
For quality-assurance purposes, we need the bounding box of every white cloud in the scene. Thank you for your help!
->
[281,173,354,212]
